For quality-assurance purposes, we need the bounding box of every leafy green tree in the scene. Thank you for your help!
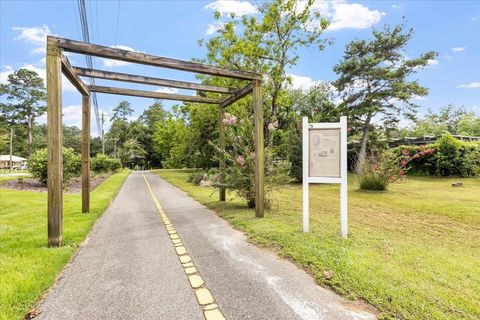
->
[139,100,166,128]
[0,69,46,156]
[138,101,167,167]
[200,0,329,145]
[119,138,147,168]
[457,114,480,136]
[153,107,189,168]
[111,101,134,122]
[333,23,437,171]
[401,105,479,137]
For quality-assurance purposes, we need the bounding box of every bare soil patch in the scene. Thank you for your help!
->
[0,173,111,193]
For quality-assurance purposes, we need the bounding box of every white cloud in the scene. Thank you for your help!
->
[458,82,480,89]
[155,87,179,94]
[413,95,427,101]
[12,25,52,55]
[205,1,258,16]
[0,65,14,84]
[287,74,319,91]
[471,15,480,21]
[101,45,137,68]
[451,47,466,52]
[62,104,83,127]
[310,1,385,31]
[206,21,226,35]
[427,59,439,66]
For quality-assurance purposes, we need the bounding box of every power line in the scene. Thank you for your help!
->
[77,0,101,136]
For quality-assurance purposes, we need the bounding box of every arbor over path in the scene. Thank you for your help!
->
[46,35,264,247]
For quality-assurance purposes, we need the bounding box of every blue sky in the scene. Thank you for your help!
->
[1,0,479,135]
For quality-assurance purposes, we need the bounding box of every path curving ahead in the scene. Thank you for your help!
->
[36,171,375,320]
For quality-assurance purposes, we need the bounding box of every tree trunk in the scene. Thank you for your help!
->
[356,113,372,173]
[27,115,33,157]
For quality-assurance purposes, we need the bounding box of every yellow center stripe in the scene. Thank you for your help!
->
[142,173,226,320]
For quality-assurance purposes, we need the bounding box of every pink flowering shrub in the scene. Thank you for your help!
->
[212,114,290,208]
[357,152,404,191]
[393,144,437,176]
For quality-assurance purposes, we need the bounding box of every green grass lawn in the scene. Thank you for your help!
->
[154,169,480,320]
[0,173,31,182]
[0,170,130,320]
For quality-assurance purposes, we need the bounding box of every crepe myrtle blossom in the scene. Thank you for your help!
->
[236,155,246,166]
[223,113,237,126]
[267,121,278,131]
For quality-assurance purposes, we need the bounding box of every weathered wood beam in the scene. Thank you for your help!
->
[218,107,226,201]
[74,67,238,94]
[46,44,63,247]
[88,85,223,104]
[220,82,254,109]
[49,36,262,80]
[81,94,90,213]
[253,80,264,218]
[60,52,89,96]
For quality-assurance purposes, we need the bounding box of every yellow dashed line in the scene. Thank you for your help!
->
[142,173,226,320]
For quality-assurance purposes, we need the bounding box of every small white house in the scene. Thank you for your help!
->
[0,155,28,170]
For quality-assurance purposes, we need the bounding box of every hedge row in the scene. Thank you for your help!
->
[28,149,122,185]
[392,134,480,177]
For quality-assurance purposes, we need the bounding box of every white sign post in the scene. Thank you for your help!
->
[302,116,348,238]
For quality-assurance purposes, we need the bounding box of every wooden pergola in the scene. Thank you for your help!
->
[46,36,264,247]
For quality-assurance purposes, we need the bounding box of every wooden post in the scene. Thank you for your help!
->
[81,94,90,213]
[46,42,63,247]
[218,107,226,201]
[253,80,264,218]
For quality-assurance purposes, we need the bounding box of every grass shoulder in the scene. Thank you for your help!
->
[0,170,131,320]
[153,169,480,320]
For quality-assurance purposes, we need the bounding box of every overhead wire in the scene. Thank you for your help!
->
[77,0,101,135]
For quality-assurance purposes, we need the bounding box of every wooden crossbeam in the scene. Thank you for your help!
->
[88,85,222,104]
[74,67,237,94]
[60,52,89,96]
[49,36,261,80]
[220,82,254,108]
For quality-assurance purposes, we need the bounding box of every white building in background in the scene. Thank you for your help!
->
[0,155,28,170]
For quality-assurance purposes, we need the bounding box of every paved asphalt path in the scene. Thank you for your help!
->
[36,171,375,320]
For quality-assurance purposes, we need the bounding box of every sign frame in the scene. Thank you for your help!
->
[302,116,348,238]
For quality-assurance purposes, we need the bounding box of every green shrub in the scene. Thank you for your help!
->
[357,152,402,191]
[393,134,480,177]
[187,171,206,185]
[28,148,81,185]
[91,154,122,173]
[435,133,463,176]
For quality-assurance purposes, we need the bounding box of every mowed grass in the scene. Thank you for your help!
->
[0,170,130,320]
[0,174,31,182]
[154,169,480,320]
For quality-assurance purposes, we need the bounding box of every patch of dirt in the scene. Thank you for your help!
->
[0,174,111,194]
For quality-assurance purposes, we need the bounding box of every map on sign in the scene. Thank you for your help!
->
[309,129,340,177]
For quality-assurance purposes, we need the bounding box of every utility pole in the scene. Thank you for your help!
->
[9,128,13,173]
[101,112,105,154]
